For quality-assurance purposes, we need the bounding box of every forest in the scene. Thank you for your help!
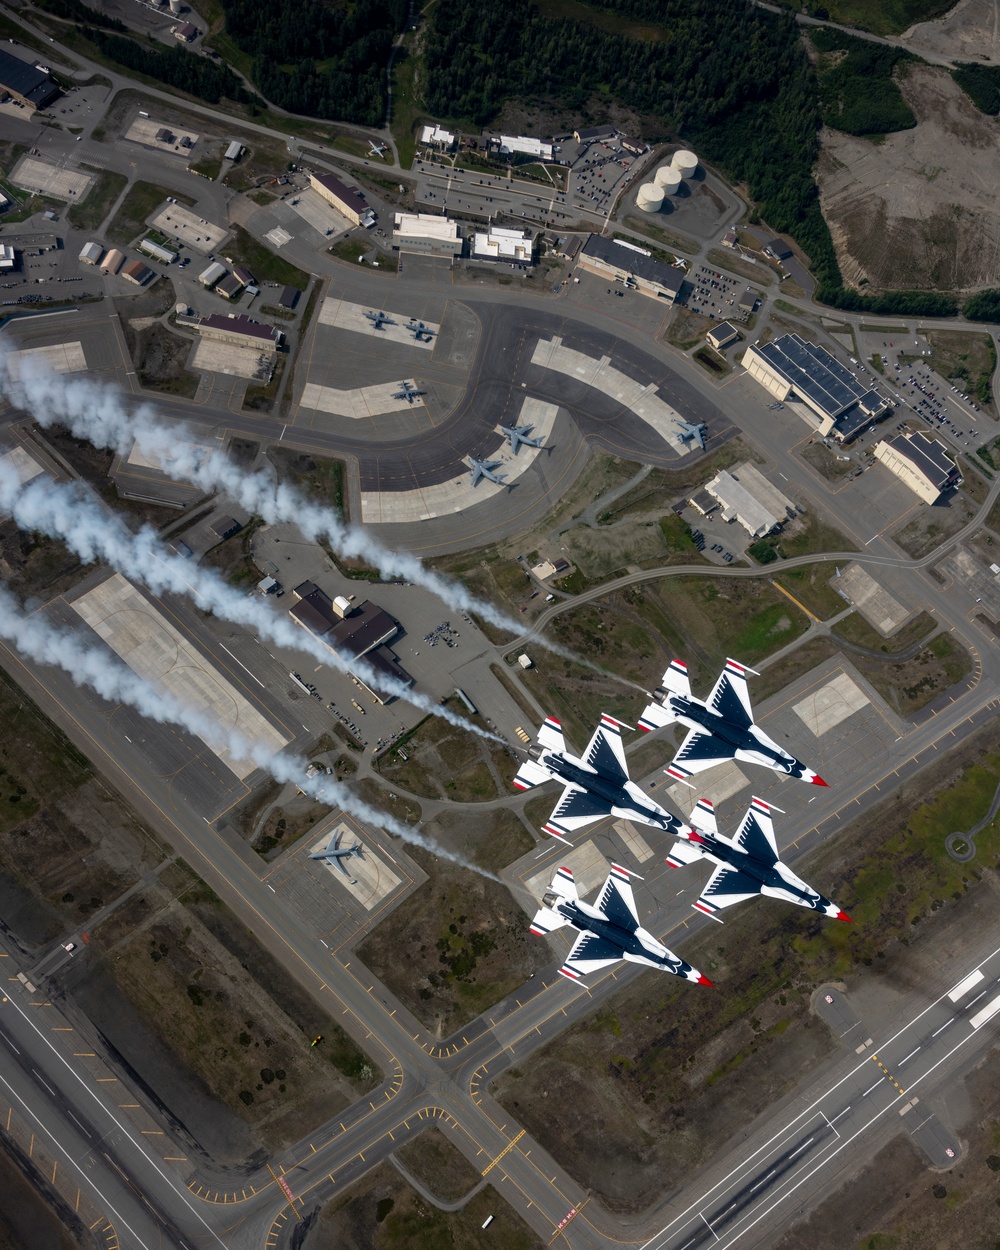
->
[213,0,407,127]
[952,63,1000,115]
[808,26,917,136]
[82,28,252,105]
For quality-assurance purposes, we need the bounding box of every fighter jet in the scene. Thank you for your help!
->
[363,309,395,330]
[512,714,692,844]
[405,318,436,341]
[467,456,509,488]
[368,141,388,158]
[639,658,827,787]
[310,830,365,884]
[666,796,851,923]
[500,423,545,454]
[392,380,426,404]
[676,419,707,451]
[529,861,711,985]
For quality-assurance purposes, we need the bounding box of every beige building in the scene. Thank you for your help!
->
[392,212,462,256]
[874,431,961,504]
[195,313,283,352]
[309,172,375,227]
[99,248,125,275]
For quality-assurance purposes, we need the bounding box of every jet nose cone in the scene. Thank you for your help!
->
[836,910,852,923]
[696,974,714,987]
[811,775,828,787]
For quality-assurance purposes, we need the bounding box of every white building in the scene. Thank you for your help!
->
[705,464,795,539]
[499,135,553,161]
[874,431,961,504]
[138,237,178,265]
[198,260,226,287]
[224,141,243,161]
[0,244,15,272]
[79,241,103,265]
[420,124,455,148]
[392,212,462,256]
[472,227,532,265]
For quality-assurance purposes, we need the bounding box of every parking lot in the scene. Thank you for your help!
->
[567,137,643,215]
[686,263,744,317]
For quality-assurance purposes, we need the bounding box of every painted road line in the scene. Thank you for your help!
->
[931,1017,955,1037]
[898,1047,920,1066]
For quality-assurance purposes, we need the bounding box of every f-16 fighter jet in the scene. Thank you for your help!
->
[529,861,712,984]
[500,422,545,454]
[666,796,851,923]
[639,658,827,787]
[310,830,365,884]
[512,714,691,844]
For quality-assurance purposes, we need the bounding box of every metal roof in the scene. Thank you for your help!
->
[582,235,684,294]
[886,432,957,488]
[0,50,58,106]
[755,334,868,421]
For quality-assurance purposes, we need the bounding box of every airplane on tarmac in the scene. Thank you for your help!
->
[363,309,395,330]
[666,796,851,923]
[639,658,827,787]
[405,318,436,341]
[467,456,509,488]
[368,141,388,158]
[529,861,712,985]
[499,423,545,454]
[392,380,426,403]
[310,830,365,884]
[513,713,692,844]
[676,419,707,450]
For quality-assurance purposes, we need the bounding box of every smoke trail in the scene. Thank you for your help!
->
[0,584,497,877]
[2,360,531,638]
[0,463,498,741]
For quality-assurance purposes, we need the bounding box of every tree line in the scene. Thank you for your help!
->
[82,27,253,106]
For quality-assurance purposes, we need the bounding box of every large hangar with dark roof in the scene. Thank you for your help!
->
[0,50,59,110]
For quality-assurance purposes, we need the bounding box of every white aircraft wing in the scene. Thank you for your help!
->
[592,863,640,931]
[693,864,761,917]
[542,785,612,841]
[582,715,628,782]
[664,729,735,783]
[665,839,704,869]
[733,798,779,864]
[512,759,550,791]
[706,659,755,728]
[558,931,624,980]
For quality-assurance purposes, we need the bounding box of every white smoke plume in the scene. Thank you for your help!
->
[0,583,496,876]
[1,360,530,637]
[0,462,496,741]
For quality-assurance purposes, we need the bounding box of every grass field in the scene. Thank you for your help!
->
[106,180,192,246]
[66,168,127,232]
[389,44,422,170]
[831,608,937,653]
[799,441,857,482]
[376,709,518,803]
[851,631,972,715]
[396,1128,481,1202]
[266,447,343,513]
[774,563,847,620]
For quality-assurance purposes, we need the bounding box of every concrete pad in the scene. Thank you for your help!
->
[266,227,292,248]
[836,564,911,635]
[525,840,610,903]
[71,574,291,780]
[5,342,86,380]
[288,188,351,236]
[317,297,438,350]
[124,117,200,154]
[299,380,421,418]
[191,337,272,380]
[308,818,400,910]
[126,434,215,472]
[666,759,749,810]
[10,155,92,202]
[360,397,559,522]
[150,204,227,255]
[532,336,685,451]
[793,672,869,737]
[0,445,44,485]
[612,819,655,863]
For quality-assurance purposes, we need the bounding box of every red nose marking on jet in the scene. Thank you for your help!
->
[836,910,852,923]
[697,974,714,987]
[812,776,828,787]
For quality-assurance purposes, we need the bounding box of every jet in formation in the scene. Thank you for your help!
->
[676,419,707,450]
[500,423,546,454]
[640,658,827,787]
[514,714,692,844]
[364,309,394,331]
[392,380,426,404]
[467,456,509,488]
[310,830,365,884]
[405,318,436,341]
[667,796,851,922]
[368,141,388,158]
[530,862,711,984]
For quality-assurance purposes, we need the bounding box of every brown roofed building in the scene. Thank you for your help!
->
[309,171,374,226]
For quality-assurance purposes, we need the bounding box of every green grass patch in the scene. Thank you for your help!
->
[189,155,223,180]
[389,45,421,170]
[266,447,343,513]
[66,168,127,232]
[329,237,368,265]
[772,563,846,621]
[248,189,275,205]
[772,0,956,36]
[226,224,307,288]
[694,346,729,376]
[832,609,937,654]
[106,180,191,247]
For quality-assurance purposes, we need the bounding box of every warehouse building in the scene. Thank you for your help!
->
[762,237,792,261]
[195,312,283,351]
[121,259,154,285]
[392,212,462,256]
[0,244,15,272]
[742,334,889,441]
[874,431,961,504]
[79,241,103,266]
[578,235,685,302]
[289,584,411,702]
[574,125,615,144]
[278,284,300,310]
[172,21,198,41]
[0,50,59,110]
[497,135,553,161]
[215,272,244,300]
[198,260,226,288]
[309,171,375,227]
[472,226,532,265]
[707,322,739,350]
[99,248,125,275]
[705,465,794,539]
[138,237,177,265]
[224,141,243,161]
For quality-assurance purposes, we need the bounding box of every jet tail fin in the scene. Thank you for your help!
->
[661,659,692,699]
[529,905,570,936]
[690,798,718,836]
[548,865,579,902]
[512,759,549,791]
[537,716,567,755]
[638,660,689,733]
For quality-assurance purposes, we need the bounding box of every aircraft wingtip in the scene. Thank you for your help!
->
[836,910,852,924]
[812,775,828,787]
[697,974,714,987]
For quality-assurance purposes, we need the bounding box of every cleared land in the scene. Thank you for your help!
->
[106,180,193,247]
[891,498,974,557]
[496,722,1000,1210]
[376,713,519,803]
[135,323,198,398]
[396,1127,481,1202]
[266,447,344,514]
[66,167,127,232]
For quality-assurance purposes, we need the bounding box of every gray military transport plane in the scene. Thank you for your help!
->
[667,796,851,922]
[466,456,509,487]
[676,419,707,450]
[639,658,827,787]
[310,830,365,884]
[499,422,546,454]
[513,714,692,844]
[392,380,426,403]
[530,861,712,984]
[363,309,394,330]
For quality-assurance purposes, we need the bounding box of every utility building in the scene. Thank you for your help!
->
[195,312,283,352]
[309,171,375,227]
[392,212,462,256]
[99,248,125,275]
[578,235,685,303]
[705,464,795,539]
[874,431,961,504]
[198,260,226,287]
[0,50,59,110]
[472,226,532,265]
[121,260,154,285]
[497,135,553,161]
[742,334,889,441]
[138,238,177,265]
[574,125,615,144]
[420,124,455,149]
[79,241,103,265]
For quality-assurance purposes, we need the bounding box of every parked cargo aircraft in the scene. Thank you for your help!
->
[499,423,545,454]
[639,658,827,786]
[392,380,426,403]
[467,457,508,488]
[530,862,711,984]
[667,796,851,922]
[676,419,707,450]
[405,318,436,341]
[310,831,365,884]
[363,309,394,330]
[513,714,691,843]
[368,141,388,158]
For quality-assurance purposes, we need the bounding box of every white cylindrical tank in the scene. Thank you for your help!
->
[672,148,698,177]
[654,164,681,194]
[636,182,664,213]
[168,0,183,13]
